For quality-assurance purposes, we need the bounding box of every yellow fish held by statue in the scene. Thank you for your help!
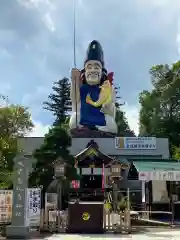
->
[86,80,112,107]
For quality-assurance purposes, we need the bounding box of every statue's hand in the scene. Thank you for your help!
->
[86,94,92,104]
[101,103,114,117]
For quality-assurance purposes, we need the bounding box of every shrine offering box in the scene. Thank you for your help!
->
[67,201,104,233]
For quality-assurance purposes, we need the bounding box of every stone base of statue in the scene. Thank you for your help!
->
[70,127,116,138]
[6,226,30,239]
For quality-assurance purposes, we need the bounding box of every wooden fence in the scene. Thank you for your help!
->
[39,206,131,233]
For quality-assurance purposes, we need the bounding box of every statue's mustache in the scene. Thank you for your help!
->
[87,71,100,78]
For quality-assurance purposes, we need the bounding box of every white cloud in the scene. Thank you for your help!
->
[122,105,140,136]
[28,120,50,137]
[43,13,56,32]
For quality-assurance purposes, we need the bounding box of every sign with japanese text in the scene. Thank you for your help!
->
[139,171,180,181]
[0,190,13,223]
[26,188,41,226]
[0,188,41,225]
[115,137,156,150]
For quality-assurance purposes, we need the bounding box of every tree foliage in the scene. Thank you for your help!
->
[0,137,17,188]
[172,146,180,160]
[116,107,135,136]
[0,99,34,188]
[43,78,72,125]
[0,105,34,138]
[29,125,78,191]
[30,78,75,203]
[115,85,135,136]
[139,61,180,154]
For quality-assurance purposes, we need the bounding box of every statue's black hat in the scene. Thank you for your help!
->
[84,40,104,67]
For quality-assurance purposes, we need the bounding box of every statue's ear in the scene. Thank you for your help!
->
[102,68,107,76]
[101,68,108,84]
[80,69,86,84]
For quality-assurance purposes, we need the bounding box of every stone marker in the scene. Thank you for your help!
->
[6,154,34,239]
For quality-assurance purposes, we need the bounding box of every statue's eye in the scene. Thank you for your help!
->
[94,63,101,69]
[87,64,92,70]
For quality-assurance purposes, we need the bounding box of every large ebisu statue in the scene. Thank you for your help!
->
[69,40,117,135]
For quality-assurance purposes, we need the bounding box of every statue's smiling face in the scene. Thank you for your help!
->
[85,60,102,85]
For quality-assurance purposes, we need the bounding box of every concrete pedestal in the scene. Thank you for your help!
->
[6,226,30,239]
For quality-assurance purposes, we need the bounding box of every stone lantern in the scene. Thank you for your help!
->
[53,157,66,178]
[110,163,123,182]
[111,164,121,176]
[53,157,65,210]
[110,162,125,212]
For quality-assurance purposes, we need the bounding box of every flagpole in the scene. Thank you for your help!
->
[73,1,76,69]
[73,0,78,128]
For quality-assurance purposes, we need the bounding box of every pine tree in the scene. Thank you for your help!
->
[44,77,72,125]
[116,108,135,136]
[29,125,78,187]
[115,84,135,136]
[29,125,79,207]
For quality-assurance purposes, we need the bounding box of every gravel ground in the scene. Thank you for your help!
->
[2,228,179,239]
[44,229,180,240]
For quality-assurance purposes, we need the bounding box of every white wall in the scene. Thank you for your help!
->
[152,180,169,203]
[18,137,170,159]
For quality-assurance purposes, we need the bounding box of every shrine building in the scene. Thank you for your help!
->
[18,136,180,221]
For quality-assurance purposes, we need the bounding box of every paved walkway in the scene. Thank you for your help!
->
[44,229,180,240]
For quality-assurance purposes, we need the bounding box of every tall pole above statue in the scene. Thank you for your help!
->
[69,40,117,137]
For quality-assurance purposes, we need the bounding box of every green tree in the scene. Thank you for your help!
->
[139,61,180,153]
[0,105,34,138]
[29,125,78,192]
[115,85,135,136]
[0,137,17,188]
[172,146,180,160]
[0,102,34,188]
[43,78,72,125]
[116,107,135,136]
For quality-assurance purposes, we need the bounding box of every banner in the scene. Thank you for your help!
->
[115,137,156,150]
[26,188,41,226]
[0,190,13,223]
[139,171,180,181]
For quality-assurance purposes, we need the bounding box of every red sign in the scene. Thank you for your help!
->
[71,180,80,189]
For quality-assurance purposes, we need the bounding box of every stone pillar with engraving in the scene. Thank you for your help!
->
[6,154,34,239]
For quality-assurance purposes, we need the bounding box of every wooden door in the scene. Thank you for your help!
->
[67,202,104,233]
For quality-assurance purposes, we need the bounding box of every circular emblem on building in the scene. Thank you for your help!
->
[82,212,90,221]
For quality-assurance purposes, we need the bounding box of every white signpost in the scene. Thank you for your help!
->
[115,137,156,150]
[25,188,41,227]
[45,193,57,207]
[0,188,41,227]
[139,171,180,181]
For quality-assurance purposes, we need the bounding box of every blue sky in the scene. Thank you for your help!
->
[1,0,180,136]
